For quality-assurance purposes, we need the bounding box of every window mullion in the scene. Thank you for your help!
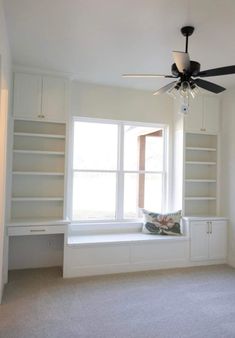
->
[116,123,124,220]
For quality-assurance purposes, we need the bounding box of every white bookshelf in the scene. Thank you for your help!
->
[184,132,218,216]
[10,119,67,224]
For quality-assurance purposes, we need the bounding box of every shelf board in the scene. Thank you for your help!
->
[184,197,216,201]
[186,161,216,165]
[186,147,216,152]
[14,132,65,139]
[12,197,64,202]
[12,171,64,176]
[185,179,216,183]
[13,150,65,156]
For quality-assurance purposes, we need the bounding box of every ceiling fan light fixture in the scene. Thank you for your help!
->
[167,86,178,99]
[123,25,234,100]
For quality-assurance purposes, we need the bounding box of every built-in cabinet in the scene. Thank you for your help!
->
[188,219,227,261]
[8,71,70,236]
[173,95,227,267]
[13,72,69,121]
[184,96,220,133]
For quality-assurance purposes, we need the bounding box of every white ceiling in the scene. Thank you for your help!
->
[3,0,235,91]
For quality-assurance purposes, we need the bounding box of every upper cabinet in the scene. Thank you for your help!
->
[13,72,69,122]
[184,96,220,134]
[13,73,42,119]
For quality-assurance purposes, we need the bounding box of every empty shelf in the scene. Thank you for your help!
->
[186,161,216,165]
[12,197,64,202]
[14,132,65,139]
[186,147,216,152]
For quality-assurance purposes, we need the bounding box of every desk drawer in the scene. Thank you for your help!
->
[8,225,65,236]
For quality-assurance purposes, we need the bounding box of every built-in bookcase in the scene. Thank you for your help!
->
[10,119,66,225]
[184,132,217,216]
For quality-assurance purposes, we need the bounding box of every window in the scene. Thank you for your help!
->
[72,118,168,221]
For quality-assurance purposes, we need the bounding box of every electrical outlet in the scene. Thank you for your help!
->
[47,236,63,250]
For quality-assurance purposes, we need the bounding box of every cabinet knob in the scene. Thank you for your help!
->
[206,221,210,234]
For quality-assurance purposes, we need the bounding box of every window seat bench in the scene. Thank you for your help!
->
[67,232,189,246]
[63,222,190,278]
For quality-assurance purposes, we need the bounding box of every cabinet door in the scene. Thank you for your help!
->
[209,221,227,260]
[13,73,42,119]
[190,221,209,261]
[203,96,220,134]
[184,96,203,132]
[42,76,67,121]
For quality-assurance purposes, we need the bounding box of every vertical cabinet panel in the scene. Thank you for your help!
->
[42,76,67,121]
[190,221,209,261]
[13,73,42,119]
[209,221,227,259]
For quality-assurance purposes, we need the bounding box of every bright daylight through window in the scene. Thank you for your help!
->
[72,119,167,221]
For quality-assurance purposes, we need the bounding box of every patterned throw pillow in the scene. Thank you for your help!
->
[142,209,182,236]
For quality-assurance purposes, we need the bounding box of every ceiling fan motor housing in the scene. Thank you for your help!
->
[181,26,195,37]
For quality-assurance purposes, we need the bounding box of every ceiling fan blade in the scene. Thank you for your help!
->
[122,74,176,78]
[172,51,190,73]
[153,81,177,95]
[198,65,235,77]
[195,79,226,94]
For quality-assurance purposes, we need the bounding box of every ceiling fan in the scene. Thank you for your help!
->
[122,26,235,96]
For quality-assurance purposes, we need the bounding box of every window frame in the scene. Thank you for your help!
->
[70,116,169,223]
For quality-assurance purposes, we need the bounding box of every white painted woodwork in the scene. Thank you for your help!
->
[10,119,66,222]
[8,225,66,236]
[184,133,218,216]
[190,220,227,261]
[63,236,190,278]
[13,73,42,119]
[190,221,209,261]
[13,72,68,122]
[42,76,68,121]
[62,218,225,278]
[185,96,220,133]
[209,221,227,260]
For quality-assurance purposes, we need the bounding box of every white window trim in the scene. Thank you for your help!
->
[69,117,170,223]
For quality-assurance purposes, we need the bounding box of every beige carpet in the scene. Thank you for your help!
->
[1,265,235,338]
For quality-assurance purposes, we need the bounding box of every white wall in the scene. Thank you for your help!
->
[71,81,173,124]
[0,0,11,300]
[220,89,235,266]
